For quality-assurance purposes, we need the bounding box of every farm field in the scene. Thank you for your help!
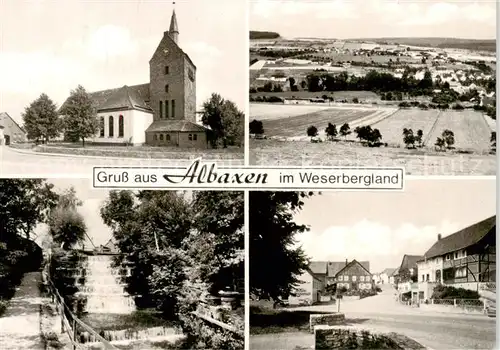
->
[372,109,441,147]
[262,108,373,138]
[250,103,333,120]
[427,110,492,152]
[249,139,496,176]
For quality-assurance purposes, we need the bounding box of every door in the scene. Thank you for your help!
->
[4,135,10,145]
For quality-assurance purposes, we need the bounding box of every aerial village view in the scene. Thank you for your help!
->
[0,0,245,177]
[249,179,496,349]
[249,1,496,175]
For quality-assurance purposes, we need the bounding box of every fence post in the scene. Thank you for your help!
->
[72,318,77,350]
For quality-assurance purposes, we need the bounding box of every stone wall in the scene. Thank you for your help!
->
[314,326,427,349]
[309,313,345,333]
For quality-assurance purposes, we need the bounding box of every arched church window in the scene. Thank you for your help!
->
[165,84,169,93]
[118,115,124,137]
[159,101,163,119]
[171,99,175,118]
[165,66,169,74]
[108,116,114,137]
[166,134,171,141]
[160,134,164,141]
[193,133,198,141]
[99,117,104,137]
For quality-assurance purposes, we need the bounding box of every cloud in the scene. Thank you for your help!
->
[86,25,137,61]
[399,2,459,26]
[184,41,222,59]
[251,0,358,20]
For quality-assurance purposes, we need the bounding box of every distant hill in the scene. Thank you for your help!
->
[250,31,280,40]
[350,37,496,52]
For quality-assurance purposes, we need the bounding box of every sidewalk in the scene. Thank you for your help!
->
[0,271,44,349]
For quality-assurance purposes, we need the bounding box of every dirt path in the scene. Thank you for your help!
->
[0,271,44,349]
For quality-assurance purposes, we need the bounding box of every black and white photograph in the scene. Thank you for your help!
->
[0,179,244,349]
[0,0,246,177]
[248,0,496,175]
[249,179,496,349]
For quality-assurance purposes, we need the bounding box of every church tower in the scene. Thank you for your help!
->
[148,5,196,125]
[169,9,179,44]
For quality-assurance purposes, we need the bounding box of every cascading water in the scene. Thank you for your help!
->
[79,255,136,314]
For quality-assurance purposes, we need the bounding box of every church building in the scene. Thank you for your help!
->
[63,7,210,148]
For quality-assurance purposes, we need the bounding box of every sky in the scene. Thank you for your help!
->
[293,178,496,273]
[0,0,247,125]
[251,0,496,40]
[34,178,113,248]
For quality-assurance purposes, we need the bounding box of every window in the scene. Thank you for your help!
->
[188,68,195,82]
[455,267,467,278]
[454,252,458,259]
[159,134,164,141]
[166,134,171,141]
[193,133,198,141]
[188,134,193,141]
[159,101,163,118]
[118,115,124,137]
[171,99,175,118]
[154,134,158,141]
[165,66,169,74]
[426,274,429,282]
[422,274,425,282]
[165,84,169,93]
[165,100,169,118]
[99,117,104,137]
[108,116,114,137]
[352,276,357,282]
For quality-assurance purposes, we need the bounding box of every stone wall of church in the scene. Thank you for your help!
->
[183,57,196,123]
[149,33,187,122]
[146,131,208,148]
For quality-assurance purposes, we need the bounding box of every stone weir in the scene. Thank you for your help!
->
[75,254,135,314]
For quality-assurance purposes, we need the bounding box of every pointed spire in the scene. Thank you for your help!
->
[169,3,179,44]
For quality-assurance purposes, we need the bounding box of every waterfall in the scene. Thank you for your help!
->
[80,255,136,314]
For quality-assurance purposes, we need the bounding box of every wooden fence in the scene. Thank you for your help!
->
[46,278,117,350]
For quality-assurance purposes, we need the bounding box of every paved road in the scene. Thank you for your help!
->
[0,272,44,349]
[0,146,243,177]
[251,285,497,349]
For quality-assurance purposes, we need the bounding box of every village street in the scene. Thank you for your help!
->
[0,146,243,177]
[251,284,497,350]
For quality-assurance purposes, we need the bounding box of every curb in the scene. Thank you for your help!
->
[6,146,244,163]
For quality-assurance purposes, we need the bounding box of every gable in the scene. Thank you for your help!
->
[150,32,196,70]
[337,260,371,277]
[0,112,25,134]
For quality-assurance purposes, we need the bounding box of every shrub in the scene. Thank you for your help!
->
[431,285,480,300]
[0,300,7,316]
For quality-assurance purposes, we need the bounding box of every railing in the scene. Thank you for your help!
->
[45,278,118,350]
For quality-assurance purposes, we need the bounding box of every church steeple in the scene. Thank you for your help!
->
[168,5,179,45]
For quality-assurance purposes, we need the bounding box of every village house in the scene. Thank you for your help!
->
[394,254,423,302]
[308,260,373,291]
[60,8,210,148]
[416,215,496,301]
[378,268,397,285]
[288,268,324,306]
[0,112,26,145]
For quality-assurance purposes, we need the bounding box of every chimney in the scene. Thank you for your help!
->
[437,234,442,241]
[345,259,348,266]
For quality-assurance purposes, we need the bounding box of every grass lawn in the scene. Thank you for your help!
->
[250,305,333,335]
[250,139,496,175]
[10,143,244,161]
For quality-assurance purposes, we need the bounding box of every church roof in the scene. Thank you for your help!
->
[151,33,196,70]
[97,85,152,112]
[145,120,209,133]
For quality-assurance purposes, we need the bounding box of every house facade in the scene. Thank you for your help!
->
[288,268,324,306]
[334,260,373,290]
[379,268,397,284]
[416,216,496,300]
[0,112,26,145]
[61,7,210,148]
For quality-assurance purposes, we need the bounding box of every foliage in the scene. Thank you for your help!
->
[442,129,455,148]
[490,131,496,148]
[402,128,416,149]
[339,123,351,139]
[22,93,62,143]
[435,137,446,150]
[416,129,423,147]
[325,123,338,140]
[0,179,59,242]
[249,120,264,135]
[307,125,318,139]
[201,93,245,148]
[354,125,383,146]
[249,192,313,301]
[431,285,480,300]
[60,85,98,147]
